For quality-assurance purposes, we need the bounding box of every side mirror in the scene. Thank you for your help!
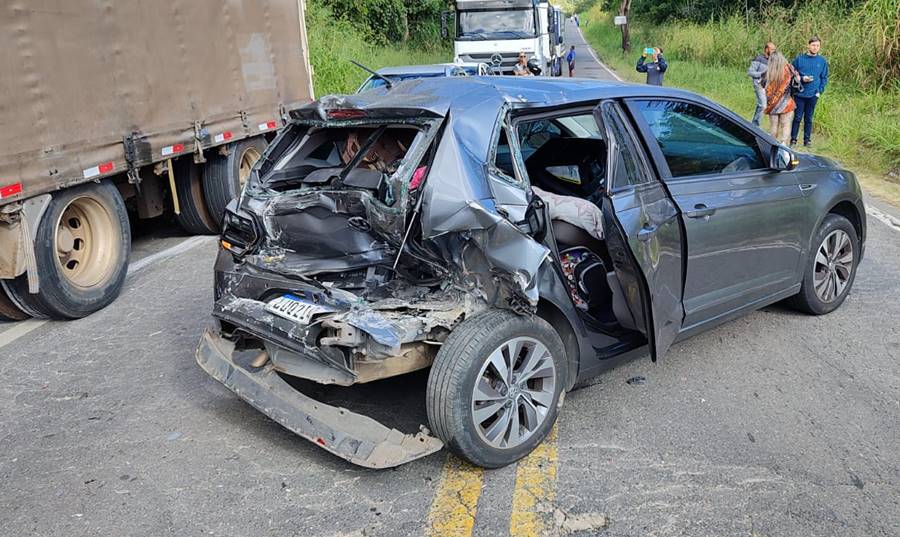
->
[771,146,798,171]
[440,11,450,39]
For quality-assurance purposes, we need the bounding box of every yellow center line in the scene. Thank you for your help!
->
[426,453,486,537]
[510,424,559,537]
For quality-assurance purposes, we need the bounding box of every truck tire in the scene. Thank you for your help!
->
[426,310,567,468]
[0,283,29,321]
[202,136,267,224]
[174,158,219,235]
[5,181,131,319]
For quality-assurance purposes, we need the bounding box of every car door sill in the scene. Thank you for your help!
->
[676,283,802,341]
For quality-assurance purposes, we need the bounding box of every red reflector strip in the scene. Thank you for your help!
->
[214,131,233,143]
[161,143,185,157]
[83,162,114,179]
[257,120,278,131]
[0,182,23,199]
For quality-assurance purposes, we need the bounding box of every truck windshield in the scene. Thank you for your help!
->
[457,9,535,40]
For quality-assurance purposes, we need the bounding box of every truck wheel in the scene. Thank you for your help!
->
[202,137,267,224]
[5,181,130,319]
[0,283,29,321]
[426,310,567,468]
[174,159,219,235]
[788,214,859,315]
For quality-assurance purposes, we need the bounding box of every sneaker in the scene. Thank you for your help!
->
[790,140,797,146]
[803,141,812,147]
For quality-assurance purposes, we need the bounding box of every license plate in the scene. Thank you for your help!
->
[265,294,327,325]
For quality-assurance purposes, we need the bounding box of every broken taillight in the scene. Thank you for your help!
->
[326,109,367,120]
[221,209,259,257]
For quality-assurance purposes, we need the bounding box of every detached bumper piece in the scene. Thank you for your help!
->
[196,328,443,468]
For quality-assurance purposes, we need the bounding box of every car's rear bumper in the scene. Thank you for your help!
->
[195,327,443,468]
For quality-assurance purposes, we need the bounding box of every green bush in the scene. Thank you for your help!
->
[306,0,450,96]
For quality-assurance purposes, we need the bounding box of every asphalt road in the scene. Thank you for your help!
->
[2,20,899,537]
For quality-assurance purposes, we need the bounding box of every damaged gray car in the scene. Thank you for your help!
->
[196,77,866,469]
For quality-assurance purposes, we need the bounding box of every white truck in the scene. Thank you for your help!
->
[443,0,565,76]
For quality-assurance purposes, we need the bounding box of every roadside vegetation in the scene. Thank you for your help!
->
[307,0,450,96]
[577,0,900,204]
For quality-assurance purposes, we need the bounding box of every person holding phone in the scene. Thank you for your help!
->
[790,36,829,146]
[636,47,667,86]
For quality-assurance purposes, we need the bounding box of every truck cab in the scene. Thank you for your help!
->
[449,0,562,76]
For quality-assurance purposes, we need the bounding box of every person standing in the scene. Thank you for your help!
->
[790,37,829,146]
[764,52,798,145]
[513,52,532,76]
[636,47,667,86]
[748,41,776,126]
[566,46,576,77]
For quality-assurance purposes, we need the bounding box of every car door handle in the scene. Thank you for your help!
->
[684,204,716,219]
[637,225,657,242]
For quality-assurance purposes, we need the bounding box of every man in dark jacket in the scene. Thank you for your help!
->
[748,41,776,126]
[636,47,667,86]
[791,37,829,146]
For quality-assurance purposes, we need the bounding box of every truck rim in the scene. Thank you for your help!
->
[54,196,118,288]
[239,147,261,188]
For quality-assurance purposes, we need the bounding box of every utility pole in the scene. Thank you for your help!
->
[619,0,632,53]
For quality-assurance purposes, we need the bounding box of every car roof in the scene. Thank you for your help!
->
[374,63,484,76]
[303,76,718,120]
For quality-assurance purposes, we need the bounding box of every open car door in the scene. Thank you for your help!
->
[596,100,685,360]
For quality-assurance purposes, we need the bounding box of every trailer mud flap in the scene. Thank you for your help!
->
[195,328,443,468]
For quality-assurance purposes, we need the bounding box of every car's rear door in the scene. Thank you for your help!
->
[596,100,684,360]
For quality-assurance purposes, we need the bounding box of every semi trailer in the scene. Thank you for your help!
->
[0,0,314,320]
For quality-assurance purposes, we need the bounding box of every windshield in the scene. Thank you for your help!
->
[457,9,536,40]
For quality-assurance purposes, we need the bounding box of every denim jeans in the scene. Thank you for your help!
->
[751,83,766,126]
[791,95,819,144]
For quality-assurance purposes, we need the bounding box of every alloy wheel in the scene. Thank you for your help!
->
[471,337,557,449]
[813,229,854,303]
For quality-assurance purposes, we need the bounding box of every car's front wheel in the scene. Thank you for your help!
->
[789,213,859,315]
[426,310,567,468]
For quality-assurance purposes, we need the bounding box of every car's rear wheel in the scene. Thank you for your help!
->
[789,214,859,315]
[426,310,567,468]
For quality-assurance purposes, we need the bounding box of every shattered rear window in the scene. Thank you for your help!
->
[262,124,423,195]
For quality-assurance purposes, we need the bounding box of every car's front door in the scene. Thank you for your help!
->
[596,101,684,360]
[626,99,805,330]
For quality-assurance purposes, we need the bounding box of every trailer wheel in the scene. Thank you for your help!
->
[0,283,29,321]
[202,137,267,224]
[174,158,219,234]
[5,181,130,319]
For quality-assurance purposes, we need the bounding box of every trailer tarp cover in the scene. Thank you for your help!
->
[0,0,314,202]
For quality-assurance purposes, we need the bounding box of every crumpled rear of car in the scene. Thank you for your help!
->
[196,86,551,466]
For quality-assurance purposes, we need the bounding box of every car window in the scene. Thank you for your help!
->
[634,100,766,178]
[603,103,652,189]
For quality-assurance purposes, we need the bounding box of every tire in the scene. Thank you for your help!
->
[202,136,267,225]
[788,213,859,315]
[174,158,219,235]
[0,282,29,321]
[5,181,131,319]
[426,310,568,468]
